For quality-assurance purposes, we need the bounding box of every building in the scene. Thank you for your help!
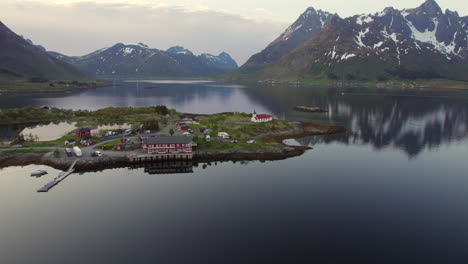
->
[176,123,190,130]
[142,136,196,155]
[251,113,273,123]
[76,128,91,137]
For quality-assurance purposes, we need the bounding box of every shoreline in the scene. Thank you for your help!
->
[0,122,346,172]
[0,82,110,95]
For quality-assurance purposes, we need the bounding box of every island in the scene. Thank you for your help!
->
[0,106,346,171]
[294,106,328,113]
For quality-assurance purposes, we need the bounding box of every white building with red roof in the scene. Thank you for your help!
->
[251,112,273,123]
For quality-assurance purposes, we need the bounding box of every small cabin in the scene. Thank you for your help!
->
[76,128,91,137]
[251,113,273,123]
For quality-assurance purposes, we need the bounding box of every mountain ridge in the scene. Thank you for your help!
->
[237,7,336,74]
[49,43,238,78]
[233,0,468,82]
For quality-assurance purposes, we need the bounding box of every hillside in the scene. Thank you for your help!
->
[236,8,335,75]
[0,21,84,80]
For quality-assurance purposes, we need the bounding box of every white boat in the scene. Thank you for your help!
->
[73,146,82,157]
[31,169,48,176]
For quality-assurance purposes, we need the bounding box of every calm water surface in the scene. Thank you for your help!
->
[1,81,468,263]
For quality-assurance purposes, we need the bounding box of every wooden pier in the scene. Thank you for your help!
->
[37,159,79,192]
[127,153,192,163]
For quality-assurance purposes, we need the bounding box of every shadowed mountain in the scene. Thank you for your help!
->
[0,21,84,80]
[235,7,335,75]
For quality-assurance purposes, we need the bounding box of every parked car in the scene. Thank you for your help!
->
[92,151,102,157]
[64,139,76,145]
[65,148,73,157]
[105,131,117,137]
[124,129,134,136]
[144,130,151,134]
[247,140,256,144]
[80,139,94,146]
[183,132,191,136]
[230,139,238,144]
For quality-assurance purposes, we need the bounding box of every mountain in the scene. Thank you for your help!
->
[238,7,335,73]
[49,43,238,78]
[0,21,84,80]
[261,0,468,81]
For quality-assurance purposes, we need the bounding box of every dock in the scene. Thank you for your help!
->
[37,159,79,192]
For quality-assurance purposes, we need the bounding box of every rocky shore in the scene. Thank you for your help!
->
[0,122,346,172]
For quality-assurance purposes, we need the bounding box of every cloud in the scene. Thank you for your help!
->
[1,0,288,65]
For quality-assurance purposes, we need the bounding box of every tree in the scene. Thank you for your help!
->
[169,128,174,136]
[141,119,159,131]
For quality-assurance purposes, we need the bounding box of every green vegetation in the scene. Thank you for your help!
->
[0,105,171,125]
[187,113,295,151]
[0,73,104,93]
[53,149,61,158]
[141,119,159,131]
[0,149,51,156]
[97,139,130,150]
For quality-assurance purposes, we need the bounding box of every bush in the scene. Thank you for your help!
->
[141,119,159,131]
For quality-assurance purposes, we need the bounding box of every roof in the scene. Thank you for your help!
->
[143,136,193,145]
[255,114,272,119]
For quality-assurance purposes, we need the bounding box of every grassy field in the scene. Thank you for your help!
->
[97,139,131,150]
[189,113,295,151]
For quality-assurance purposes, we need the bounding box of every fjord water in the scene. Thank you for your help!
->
[1,81,468,263]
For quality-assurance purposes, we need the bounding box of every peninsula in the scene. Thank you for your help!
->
[0,106,345,171]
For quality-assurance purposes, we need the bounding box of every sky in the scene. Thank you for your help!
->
[1,0,467,65]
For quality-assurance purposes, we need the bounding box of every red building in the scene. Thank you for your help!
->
[143,136,196,155]
[76,128,91,137]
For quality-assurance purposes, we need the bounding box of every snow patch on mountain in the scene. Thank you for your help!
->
[356,15,374,25]
[121,47,134,56]
[341,53,356,60]
[355,27,370,48]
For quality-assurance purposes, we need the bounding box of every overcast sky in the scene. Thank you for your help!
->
[2,0,467,65]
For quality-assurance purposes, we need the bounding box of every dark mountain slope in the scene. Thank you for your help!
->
[0,21,84,80]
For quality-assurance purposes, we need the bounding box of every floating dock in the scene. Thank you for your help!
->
[37,159,79,192]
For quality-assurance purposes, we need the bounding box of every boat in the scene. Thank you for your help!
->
[73,146,82,157]
[31,170,48,177]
